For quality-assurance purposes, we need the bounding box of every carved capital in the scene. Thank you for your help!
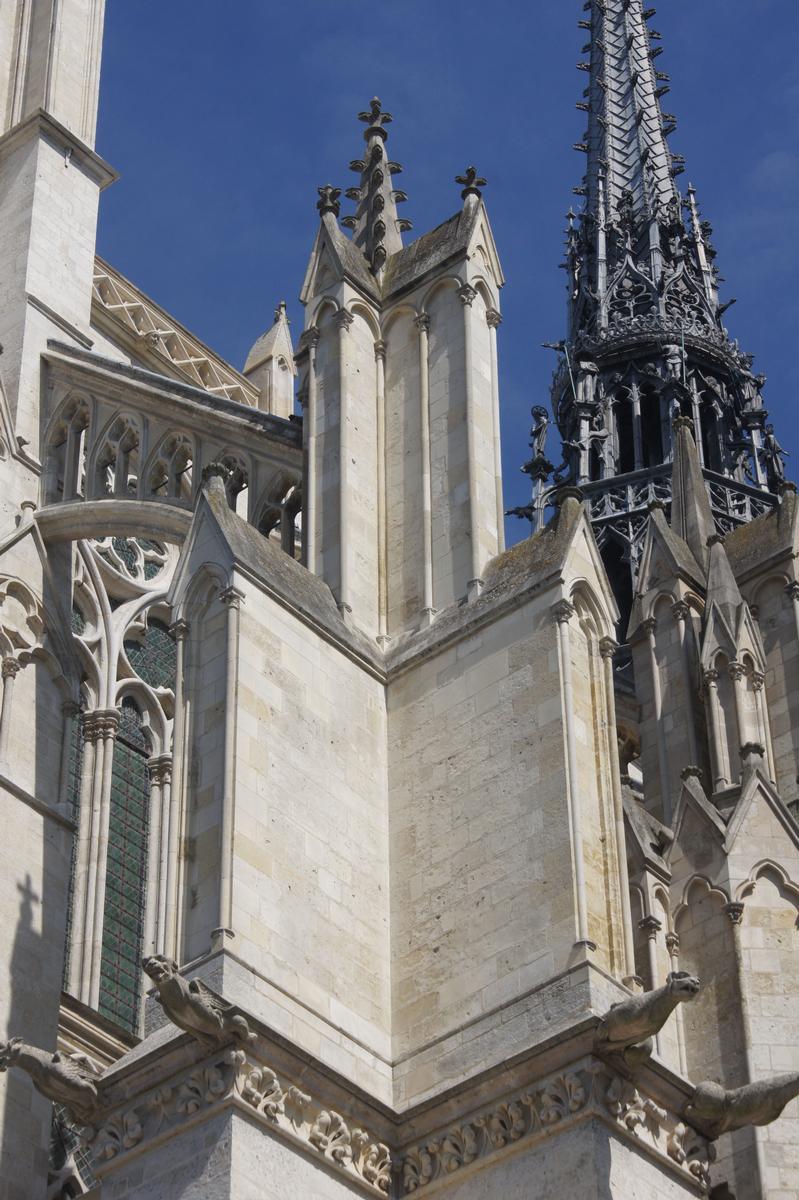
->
[599,637,619,661]
[169,618,190,643]
[1,658,20,681]
[665,931,680,955]
[306,325,321,350]
[457,283,477,307]
[740,741,766,764]
[552,600,575,626]
[61,699,81,720]
[147,755,173,786]
[642,617,658,637]
[486,307,502,329]
[703,668,719,686]
[671,600,690,622]
[374,339,386,363]
[414,313,430,334]
[638,915,662,941]
[728,661,746,683]
[680,766,703,782]
[220,586,245,610]
[83,709,120,743]
[725,901,745,925]
[334,309,355,334]
[785,581,799,603]
[751,671,765,692]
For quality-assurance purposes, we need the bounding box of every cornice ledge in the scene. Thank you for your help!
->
[0,109,118,188]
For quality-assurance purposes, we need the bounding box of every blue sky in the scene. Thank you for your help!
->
[96,0,799,535]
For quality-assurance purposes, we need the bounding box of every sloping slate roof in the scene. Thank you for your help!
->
[383,207,478,298]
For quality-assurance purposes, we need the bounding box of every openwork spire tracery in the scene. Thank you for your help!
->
[517,0,788,614]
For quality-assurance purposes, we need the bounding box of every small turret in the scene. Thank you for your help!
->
[243,301,297,419]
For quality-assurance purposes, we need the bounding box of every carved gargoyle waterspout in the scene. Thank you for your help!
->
[596,972,701,1067]
[143,955,255,1049]
[0,1037,102,1124]
[685,1074,799,1139]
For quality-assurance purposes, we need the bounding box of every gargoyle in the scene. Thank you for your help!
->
[686,1074,799,1140]
[143,955,255,1049]
[596,972,701,1067]
[0,1037,102,1125]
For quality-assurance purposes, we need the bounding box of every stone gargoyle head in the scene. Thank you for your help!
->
[142,955,180,985]
[666,971,701,999]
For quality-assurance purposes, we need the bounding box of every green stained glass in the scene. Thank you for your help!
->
[112,536,138,576]
[62,710,85,988]
[71,604,85,634]
[124,619,176,690]
[98,698,150,1033]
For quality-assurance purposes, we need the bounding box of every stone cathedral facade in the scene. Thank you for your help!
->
[0,1,798,1198]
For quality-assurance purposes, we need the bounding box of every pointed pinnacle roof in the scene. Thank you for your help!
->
[704,536,744,634]
[341,97,410,274]
[670,417,715,571]
[578,0,678,223]
[244,301,297,376]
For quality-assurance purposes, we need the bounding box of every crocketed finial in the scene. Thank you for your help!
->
[358,97,393,135]
[316,185,341,218]
[455,166,487,201]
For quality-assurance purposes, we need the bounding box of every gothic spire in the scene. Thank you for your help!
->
[577,0,678,225]
[341,97,411,274]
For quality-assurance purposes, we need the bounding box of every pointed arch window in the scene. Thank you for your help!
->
[98,698,150,1032]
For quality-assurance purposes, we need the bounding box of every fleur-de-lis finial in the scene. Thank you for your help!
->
[358,97,393,129]
[455,166,487,201]
[316,184,341,218]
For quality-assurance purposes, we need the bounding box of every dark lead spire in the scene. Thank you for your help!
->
[524,0,788,622]
[341,97,411,274]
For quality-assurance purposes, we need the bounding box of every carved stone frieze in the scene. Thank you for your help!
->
[87,1048,392,1195]
[397,1062,713,1194]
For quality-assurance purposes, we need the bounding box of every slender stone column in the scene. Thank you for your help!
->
[458,284,483,600]
[164,619,189,957]
[0,657,20,765]
[630,377,644,471]
[88,710,120,1007]
[689,378,704,466]
[703,668,728,791]
[728,661,749,753]
[335,310,355,615]
[600,637,636,982]
[304,327,320,574]
[786,581,799,662]
[486,307,504,553]
[725,900,769,1191]
[672,601,699,766]
[639,915,663,1052]
[67,714,100,998]
[374,339,389,641]
[751,671,775,780]
[143,756,169,958]
[415,314,435,625]
[553,601,594,951]
[643,618,673,823]
[214,587,244,946]
[665,931,689,1075]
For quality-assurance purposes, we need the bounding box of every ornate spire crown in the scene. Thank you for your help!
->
[515,0,789,609]
[340,97,412,274]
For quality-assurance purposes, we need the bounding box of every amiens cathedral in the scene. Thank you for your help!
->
[0,2,798,1198]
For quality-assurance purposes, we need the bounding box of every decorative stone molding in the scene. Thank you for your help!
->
[414,314,430,334]
[727,661,745,683]
[485,307,502,329]
[398,1062,712,1194]
[374,339,386,363]
[219,586,245,610]
[457,284,477,308]
[88,1048,391,1195]
[666,931,681,955]
[672,600,691,622]
[642,617,658,637]
[169,618,190,643]
[1,657,20,680]
[724,901,745,925]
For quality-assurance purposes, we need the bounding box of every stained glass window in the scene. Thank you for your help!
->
[98,698,150,1032]
[124,619,176,690]
[62,709,85,988]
